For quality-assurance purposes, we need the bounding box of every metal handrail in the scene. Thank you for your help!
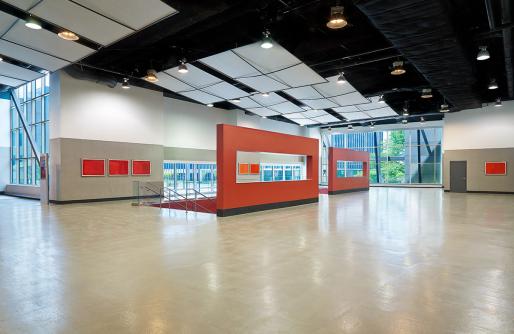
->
[186,188,216,213]
[163,187,188,211]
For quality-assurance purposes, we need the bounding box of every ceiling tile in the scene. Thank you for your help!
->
[0,39,69,71]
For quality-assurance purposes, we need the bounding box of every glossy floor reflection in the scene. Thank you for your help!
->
[0,188,513,333]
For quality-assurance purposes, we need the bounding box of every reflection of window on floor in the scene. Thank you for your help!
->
[163,161,216,194]
[261,163,303,182]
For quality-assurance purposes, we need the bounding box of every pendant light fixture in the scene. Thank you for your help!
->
[420,117,425,123]
[178,59,188,74]
[337,72,346,84]
[421,88,433,99]
[348,124,353,130]
[0,56,3,62]
[206,103,214,107]
[488,78,498,90]
[391,60,406,75]
[262,92,269,97]
[260,30,273,49]
[440,103,450,113]
[121,78,130,89]
[369,122,375,129]
[326,5,347,29]
[494,97,502,107]
[144,69,158,83]
[230,98,241,103]
[402,119,408,125]
[476,46,490,61]
[402,101,409,116]
[262,116,267,119]
[25,16,42,30]
[58,31,79,41]
[378,95,385,104]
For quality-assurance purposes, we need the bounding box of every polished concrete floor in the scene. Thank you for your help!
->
[0,188,513,333]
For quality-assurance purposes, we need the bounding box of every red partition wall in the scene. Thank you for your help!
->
[217,124,319,216]
[328,147,369,195]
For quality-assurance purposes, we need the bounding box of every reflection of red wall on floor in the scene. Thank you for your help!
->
[217,124,319,215]
[328,147,369,193]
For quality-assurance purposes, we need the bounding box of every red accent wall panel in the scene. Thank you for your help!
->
[485,162,507,175]
[217,124,319,215]
[82,159,105,177]
[132,160,151,176]
[328,147,369,193]
[109,160,129,176]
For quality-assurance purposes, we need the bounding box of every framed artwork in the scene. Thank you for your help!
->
[109,159,129,176]
[238,163,250,174]
[132,160,151,176]
[485,161,507,175]
[82,159,105,177]
[250,163,260,174]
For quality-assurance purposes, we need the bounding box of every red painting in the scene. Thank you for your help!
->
[485,162,506,175]
[250,164,260,174]
[132,160,151,176]
[82,159,105,177]
[109,160,129,176]
[238,163,250,174]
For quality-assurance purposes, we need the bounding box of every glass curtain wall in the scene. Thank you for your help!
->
[10,74,50,185]
[331,127,442,184]
[163,161,217,194]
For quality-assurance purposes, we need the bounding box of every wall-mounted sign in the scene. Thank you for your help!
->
[485,161,507,175]
[82,159,105,177]
[132,160,151,176]
[109,160,129,176]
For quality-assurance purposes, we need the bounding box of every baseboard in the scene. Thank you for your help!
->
[328,188,369,195]
[217,197,319,217]
[3,193,40,200]
[444,190,514,194]
[50,194,160,204]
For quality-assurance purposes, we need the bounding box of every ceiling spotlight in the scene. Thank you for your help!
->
[391,60,406,75]
[348,124,353,130]
[262,92,269,97]
[0,56,3,62]
[440,103,450,113]
[230,98,241,103]
[494,97,502,107]
[477,46,490,61]
[402,119,408,125]
[328,126,332,132]
[337,72,346,84]
[421,88,433,99]
[488,78,498,90]
[58,31,79,41]
[206,103,214,107]
[262,116,267,119]
[378,95,385,104]
[369,122,375,129]
[420,117,425,123]
[25,16,42,30]
[326,5,348,29]
[178,59,188,74]
[121,78,130,89]
[260,30,273,49]
[144,69,158,83]
[402,101,409,116]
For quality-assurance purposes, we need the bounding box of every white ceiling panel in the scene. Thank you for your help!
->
[30,0,133,46]
[338,112,369,120]
[0,61,43,81]
[1,0,39,10]
[302,109,327,118]
[330,92,370,106]
[302,98,338,109]
[73,0,177,30]
[0,39,69,71]
[333,106,360,113]
[293,118,319,126]
[365,107,399,118]
[180,90,223,104]
[238,75,288,93]
[0,75,26,87]
[313,76,357,97]
[250,92,286,107]
[166,65,221,88]
[235,97,262,109]
[269,101,304,114]
[0,12,18,36]
[312,114,340,123]
[269,63,325,88]
[202,81,248,100]
[3,21,95,62]
[284,86,323,100]
[248,107,280,117]
[154,72,193,92]
[282,112,305,119]
[200,51,260,78]
[233,42,299,74]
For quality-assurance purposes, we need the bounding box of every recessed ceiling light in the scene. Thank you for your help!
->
[121,78,130,89]
[178,59,188,74]
[206,103,214,107]
[488,78,498,90]
[58,31,79,41]
[326,5,347,29]
[421,88,433,98]
[144,69,158,83]
[337,72,346,84]
[260,31,273,49]
[230,98,241,103]
[262,92,269,97]
[25,17,42,30]
[440,103,449,113]
[391,60,406,75]
[378,95,385,103]
[477,46,490,61]
[494,97,502,107]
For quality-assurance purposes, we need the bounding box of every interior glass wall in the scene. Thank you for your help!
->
[260,163,303,182]
[10,74,50,185]
[163,161,217,194]
[331,127,442,184]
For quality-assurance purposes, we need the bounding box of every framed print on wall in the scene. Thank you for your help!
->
[132,160,151,176]
[238,163,250,174]
[109,159,130,176]
[81,159,105,177]
[485,161,507,175]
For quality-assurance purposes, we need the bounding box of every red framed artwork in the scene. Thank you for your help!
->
[132,160,151,176]
[485,161,507,175]
[250,163,260,174]
[81,159,105,177]
[109,159,129,176]
[238,163,250,174]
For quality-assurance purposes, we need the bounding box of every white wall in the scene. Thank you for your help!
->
[0,98,10,191]
[52,72,165,145]
[443,102,514,150]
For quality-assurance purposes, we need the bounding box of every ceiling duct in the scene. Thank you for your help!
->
[354,0,482,110]
[64,65,118,88]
